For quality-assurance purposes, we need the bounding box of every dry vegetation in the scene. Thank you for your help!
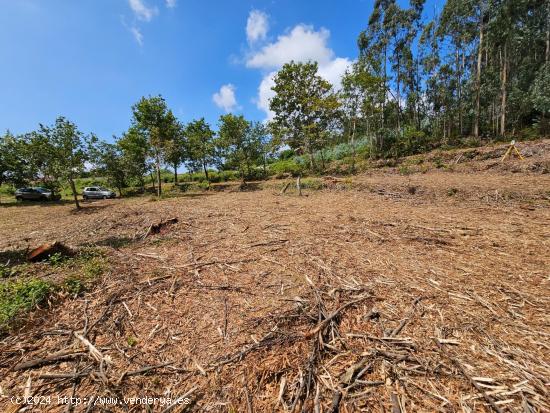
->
[0,140,549,412]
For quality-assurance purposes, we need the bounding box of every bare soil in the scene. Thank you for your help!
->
[0,139,549,412]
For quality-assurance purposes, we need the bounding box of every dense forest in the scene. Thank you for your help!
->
[1,0,548,206]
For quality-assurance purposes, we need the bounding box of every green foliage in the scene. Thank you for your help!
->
[447,187,459,196]
[300,178,324,190]
[62,277,86,296]
[48,252,66,266]
[217,114,253,181]
[269,61,340,170]
[126,336,138,347]
[269,159,304,177]
[131,95,182,196]
[184,118,217,183]
[0,279,53,331]
[0,264,17,279]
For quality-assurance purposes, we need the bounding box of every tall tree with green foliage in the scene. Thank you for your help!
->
[341,59,384,168]
[117,127,149,191]
[248,121,271,176]
[35,117,92,209]
[164,120,186,184]
[184,118,216,184]
[217,114,256,184]
[93,142,127,196]
[0,131,31,192]
[131,95,178,197]
[269,61,340,170]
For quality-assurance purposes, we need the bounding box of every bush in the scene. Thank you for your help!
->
[269,159,304,177]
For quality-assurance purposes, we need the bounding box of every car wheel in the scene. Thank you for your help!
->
[103,195,107,200]
[16,196,22,201]
[83,195,87,200]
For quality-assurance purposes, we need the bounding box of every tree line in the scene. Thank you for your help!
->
[1,0,548,207]
[0,96,272,208]
[270,0,549,169]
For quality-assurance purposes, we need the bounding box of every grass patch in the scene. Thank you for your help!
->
[0,278,53,332]
[0,247,108,333]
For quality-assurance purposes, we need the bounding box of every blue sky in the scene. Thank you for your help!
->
[0,0,440,141]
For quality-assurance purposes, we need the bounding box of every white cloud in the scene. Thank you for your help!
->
[247,23,353,119]
[130,26,144,46]
[318,57,353,90]
[256,71,277,121]
[128,0,157,21]
[166,0,177,8]
[246,25,334,69]
[246,10,269,44]
[213,84,238,112]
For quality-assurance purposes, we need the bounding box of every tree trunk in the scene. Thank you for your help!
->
[383,44,387,128]
[456,48,463,136]
[139,176,145,193]
[202,161,210,186]
[474,22,484,139]
[350,117,357,172]
[396,53,401,134]
[239,166,246,188]
[156,159,162,198]
[150,172,156,193]
[500,45,508,137]
[173,164,178,184]
[296,175,302,196]
[546,2,549,64]
[69,176,80,209]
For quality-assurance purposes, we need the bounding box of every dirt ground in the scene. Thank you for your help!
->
[0,141,549,412]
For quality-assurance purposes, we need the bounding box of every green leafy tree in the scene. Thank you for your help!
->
[0,131,31,191]
[530,63,550,133]
[341,59,384,166]
[269,61,340,170]
[184,118,216,184]
[93,142,127,196]
[117,127,150,191]
[35,117,92,209]
[248,122,272,176]
[164,120,186,184]
[131,95,179,197]
[217,114,256,184]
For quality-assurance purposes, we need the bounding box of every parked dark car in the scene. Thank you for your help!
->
[15,187,60,201]
[82,187,116,200]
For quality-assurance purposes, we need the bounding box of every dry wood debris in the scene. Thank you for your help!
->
[0,150,549,412]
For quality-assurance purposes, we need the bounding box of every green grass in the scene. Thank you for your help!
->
[0,247,108,333]
[0,278,53,331]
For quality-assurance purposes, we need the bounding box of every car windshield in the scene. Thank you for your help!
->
[35,187,50,193]
[99,187,109,191]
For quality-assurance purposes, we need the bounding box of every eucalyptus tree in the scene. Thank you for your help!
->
[341,59,384,167]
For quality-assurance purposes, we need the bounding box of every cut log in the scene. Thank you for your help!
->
[27,241,73,262]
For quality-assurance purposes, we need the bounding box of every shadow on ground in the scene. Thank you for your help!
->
[0,249,28,267]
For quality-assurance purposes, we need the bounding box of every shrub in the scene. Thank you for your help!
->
[269,159,304,177]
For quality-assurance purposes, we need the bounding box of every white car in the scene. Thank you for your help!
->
[82,187,116,200]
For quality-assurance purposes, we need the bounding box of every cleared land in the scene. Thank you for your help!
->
[0,140,549,412]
